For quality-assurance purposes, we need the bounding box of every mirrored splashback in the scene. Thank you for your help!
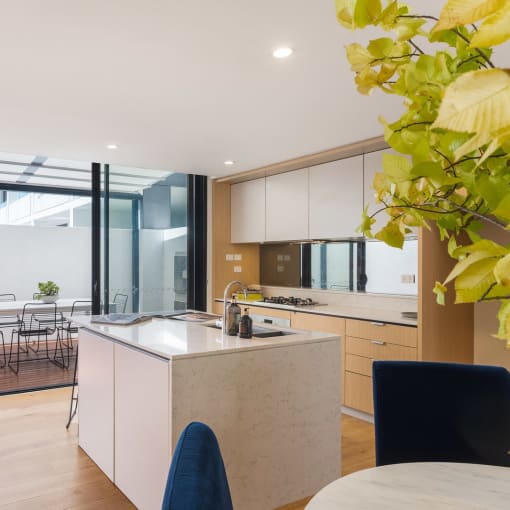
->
[260,239,418,296]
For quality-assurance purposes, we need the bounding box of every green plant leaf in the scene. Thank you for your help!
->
[346,43,374,72]
[335,0,356,29]
[494,253,510,287]
[353,0,382,28]
[374,221,404,248]
[445,239,509,284]
[433,0,505,32]
[433,281,447,305]
[432,69,510,147]
[358,205,376,237]
[495,299,510,345]
[454,257,498,303]
[382,153,412,182]
[470,4,510,48]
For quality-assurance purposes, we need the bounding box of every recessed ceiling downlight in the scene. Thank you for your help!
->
[273,47,293,59]
[106,144,118,150]
[224,160,235,166]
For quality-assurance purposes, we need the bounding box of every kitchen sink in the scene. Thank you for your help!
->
[201,321,295,338]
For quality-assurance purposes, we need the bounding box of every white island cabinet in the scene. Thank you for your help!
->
[77,317,341,510]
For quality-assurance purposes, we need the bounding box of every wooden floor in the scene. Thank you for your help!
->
[0,389,375,509]
[0,340,76,395]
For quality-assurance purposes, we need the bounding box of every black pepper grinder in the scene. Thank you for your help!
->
[238,307,253,339]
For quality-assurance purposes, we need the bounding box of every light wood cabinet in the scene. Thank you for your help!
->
[309,156,363,239]
[344,318,417,414]
[230,178,266,243]
[265,168,309,241]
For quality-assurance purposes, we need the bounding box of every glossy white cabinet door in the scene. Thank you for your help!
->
[265,168,309,241]
[78,330,114,481]
[309,156,363,239]
[231,178,266,243]
[114,343,170,510]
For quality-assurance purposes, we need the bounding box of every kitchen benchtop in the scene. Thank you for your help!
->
[214,298,417,327]
[74,316,339,360]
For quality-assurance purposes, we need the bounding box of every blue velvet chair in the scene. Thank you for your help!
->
[372,360,510,467]
[162,422,233,510]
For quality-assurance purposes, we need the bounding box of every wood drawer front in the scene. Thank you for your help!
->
[345,319,417,348]
[346,336,417,361]
[344,371,373,414]
[248,305,292,321]
[345,354,373,377]
[291,312,345,335]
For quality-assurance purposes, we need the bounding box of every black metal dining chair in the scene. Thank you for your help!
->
[8,302,67,374]
[0,293,16,301]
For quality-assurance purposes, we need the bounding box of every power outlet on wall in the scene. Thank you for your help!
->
[400,274,416,284]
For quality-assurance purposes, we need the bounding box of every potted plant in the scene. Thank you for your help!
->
[36,281,60,303]
[336,0,510,345]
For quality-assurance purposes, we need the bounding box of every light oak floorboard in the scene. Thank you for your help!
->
[0,389,374,510]
[0,387,135,510]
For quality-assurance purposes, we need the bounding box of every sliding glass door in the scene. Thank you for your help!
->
[100,165,192,314]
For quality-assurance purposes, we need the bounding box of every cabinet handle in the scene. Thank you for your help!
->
[371,340,386,345]
[370,321,385,327]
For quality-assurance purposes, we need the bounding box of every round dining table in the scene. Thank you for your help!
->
[305,462,510,509]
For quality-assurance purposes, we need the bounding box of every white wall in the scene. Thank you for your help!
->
[138,228,187,312]
[365,239,418,295]
[0,224,91,300]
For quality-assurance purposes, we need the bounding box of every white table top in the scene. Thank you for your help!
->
[305,462,510,509]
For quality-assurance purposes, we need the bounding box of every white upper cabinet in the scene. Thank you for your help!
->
[309,156,364,239]
[230,178,266,243]
[265,168,309,241]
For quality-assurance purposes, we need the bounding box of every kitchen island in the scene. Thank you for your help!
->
[76,315,341,510]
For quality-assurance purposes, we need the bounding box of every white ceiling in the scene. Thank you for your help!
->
[0,1,508,178]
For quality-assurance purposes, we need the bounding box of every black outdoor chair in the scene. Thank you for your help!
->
[62,300,92,350]
[8,302,67,374]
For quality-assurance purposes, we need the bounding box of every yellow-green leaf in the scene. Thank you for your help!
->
[346,43,374,72]
[446,239,509,284]
[432,69,510,140]
[353,0,382,28]
[492,193,510,223]
[494,254,510,287]
[374,221,404,248]
[454,257,498,303]
[495,299,510,345]
[433,0,505,32]
[335,0,356,29]
[433,281,447,305]
[382,153,412,182]
[358,205,376,237]
[470,4,510,48]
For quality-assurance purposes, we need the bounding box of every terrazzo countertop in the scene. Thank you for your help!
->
[74,315,339,360]
[214,299,417,327]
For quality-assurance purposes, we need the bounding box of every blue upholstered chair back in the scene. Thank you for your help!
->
[372,361,510,467]
[162,422,233,510]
